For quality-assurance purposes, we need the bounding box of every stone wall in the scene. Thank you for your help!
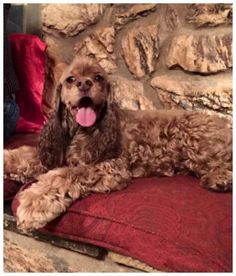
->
[40,4,232,119]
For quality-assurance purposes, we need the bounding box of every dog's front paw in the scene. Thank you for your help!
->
[16,181,73,231]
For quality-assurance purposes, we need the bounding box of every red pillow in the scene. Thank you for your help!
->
[4,179,23,201]
[10,34,46,133]
[12,175,232,272]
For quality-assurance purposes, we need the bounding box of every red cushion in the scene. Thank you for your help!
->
[4,179,22,201]
[11,175,232,272]
[10,34,46,133]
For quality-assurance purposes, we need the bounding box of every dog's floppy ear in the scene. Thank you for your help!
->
[107,81,115,104]
[54,83,62,114]
[38,85,67,169]
[38,64,69,169]
[53,62,68,112]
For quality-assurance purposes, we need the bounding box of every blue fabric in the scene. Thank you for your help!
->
[4,99,19,141]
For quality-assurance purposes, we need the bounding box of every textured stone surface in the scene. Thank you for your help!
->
[44,36,64,64]
[166,32,232,74]
[187,4,232,27]
[41,4,106,37]
[112,4,157,30]
[4,230,139,272]
[74,27,117,73]
[40,3,232,120]
[95,27,116,53]
[110,76,155,110]
[108,252,158,272]
[150,71,232,117]
[122,24,159,79]
[4,236,61,272]
[163,5,180,31]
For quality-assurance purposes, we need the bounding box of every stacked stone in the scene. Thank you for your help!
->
[41,4,232,118]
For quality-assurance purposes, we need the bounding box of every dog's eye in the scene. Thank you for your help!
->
[94,74,104,82]
[66,76,76,84]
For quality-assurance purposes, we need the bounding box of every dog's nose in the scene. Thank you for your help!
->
[77,78,93,91]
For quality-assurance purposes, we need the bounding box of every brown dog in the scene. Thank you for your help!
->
[4,57,232,231]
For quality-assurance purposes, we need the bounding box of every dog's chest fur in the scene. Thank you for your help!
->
[65,129,100,166]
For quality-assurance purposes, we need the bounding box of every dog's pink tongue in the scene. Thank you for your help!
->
[76,107,97,127]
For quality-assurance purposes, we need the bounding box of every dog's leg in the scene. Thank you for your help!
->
[4,146,46,183]
[182,149,232,192]
[180,114,232,192]
[183,148,232,192]
[185,141,232,192]
[16,157,131,231]
[200,167,232,192]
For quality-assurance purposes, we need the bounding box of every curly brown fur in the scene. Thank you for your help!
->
[4,57,232,231]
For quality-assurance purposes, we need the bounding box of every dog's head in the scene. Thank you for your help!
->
[57,57,110,127]
[39,57,119,168]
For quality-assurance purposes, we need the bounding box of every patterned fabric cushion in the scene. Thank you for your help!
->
[10,34,46,133]
[4,179,22,201]
[11,168,232,272]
